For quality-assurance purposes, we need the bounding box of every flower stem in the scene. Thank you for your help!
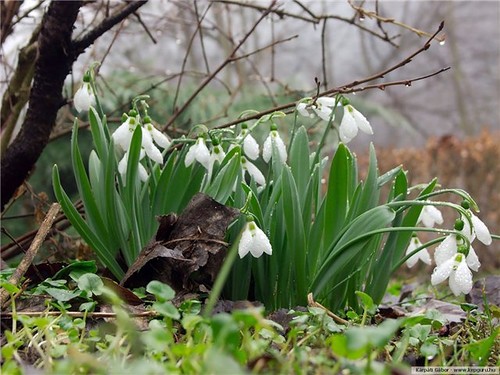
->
[203,230,242,317]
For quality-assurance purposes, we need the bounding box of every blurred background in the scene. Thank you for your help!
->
[1,0,499,269]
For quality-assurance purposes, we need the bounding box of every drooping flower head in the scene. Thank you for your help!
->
[238,216,272,258]
[112,112,139,152]
[239,123,260,160]
[460,200,492,246]
[296,96,336,121]
[431,252,473,296]
[263,123,287,164]
[418,204,444,228]
[74,72,96,113]
[185,136,211,170]
[338,98,373,143]
[405,234,432,268]
[241,156,265,186]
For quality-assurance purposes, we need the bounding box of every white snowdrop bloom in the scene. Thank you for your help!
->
[312,97,336,121]
[434,234,481,272]
[144,121,171,150]
[185,137,211,169]
[405,236,431,268]
[418,205,444,228]
[112,115,138,152]
[431,253,473,296]
[239,127,260,160]
[339,104,373,143]
[117,150,148,182]
[466,211,492,245]
[73,81,96,113]
[141,127,163,164]
[238,220,272,258]
[262,127,287,164]
[296,102,313,118]
[241,156,265,186]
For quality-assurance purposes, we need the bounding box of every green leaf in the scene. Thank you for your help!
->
[77,273,104,296]
[152,301,180,320]
[146,280,176,302]
[52,165,124,279]
[44,288,82,302]
[53,261,97,281]
[281,166,307,303]
[355,291,377,315]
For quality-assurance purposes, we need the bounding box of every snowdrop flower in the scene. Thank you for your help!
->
[118,150,149,182]
[405,235,431,268]
[143,119,171,150]
[312,97,336,121]
[339,103,373,143]
[418,205,444,228]
[112,114,139,152]
[461,210,492,246]
[431,253,473,296]
[296,97,336,121]
[434,234,480,272]
[185,137,211,169]
[296,102,314,118]
[206,141,226,181]
[239,124,260,160]
[241,156,265,186]
[238,219,272,258]
[262,125,287,164]
[73,76,96,113]
[140,125,164,164]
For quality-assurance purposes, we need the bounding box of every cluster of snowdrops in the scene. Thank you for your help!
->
[73,72,492,298]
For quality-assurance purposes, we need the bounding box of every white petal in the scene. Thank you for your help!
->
[431,257,455,286]
[470,213,492,245]
[243,158,266,186]
[434,235,457,266]
[184,144,197,167]
[112,119,135,151]
[419,205,443,228]
[142,130,163,164]
[296,103,311,118]
[118,153,128,176]
[262,135,272,163]
[351,107,373,135]
[138,163,149,182]
[243,134,260,160]
[316,96,336,107]
[465,246,481,272]
[195,138,211,169]
[418,248,432,265]
[74,83,95,113]
[249,223,272,258]
[449,258,473,296]
[313,106,333,122]
[339,109,358,143]
[405,238,419,268]
[273,132,288,163]
[149,126,171,149]
[238,224,253,258]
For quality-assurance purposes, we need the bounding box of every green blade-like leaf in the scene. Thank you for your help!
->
[52,165,124,279]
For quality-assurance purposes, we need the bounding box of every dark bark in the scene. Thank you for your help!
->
[1,1,82,211]
[1,0,148,211]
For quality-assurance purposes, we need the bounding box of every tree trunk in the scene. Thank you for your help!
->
[1,1,82,210]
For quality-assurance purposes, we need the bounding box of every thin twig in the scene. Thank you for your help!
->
[1,310,158,319]
[163,0,278,130]
[307,293,349,325]
[320,18,328,91]
[194,0,211,74]
[214,66,450,130]
[133,12,157,44]
[348,0,446,42]
[172,2,212,113]
[0,203,60,307]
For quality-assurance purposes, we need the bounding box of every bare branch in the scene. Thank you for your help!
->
[163,0,278,130]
